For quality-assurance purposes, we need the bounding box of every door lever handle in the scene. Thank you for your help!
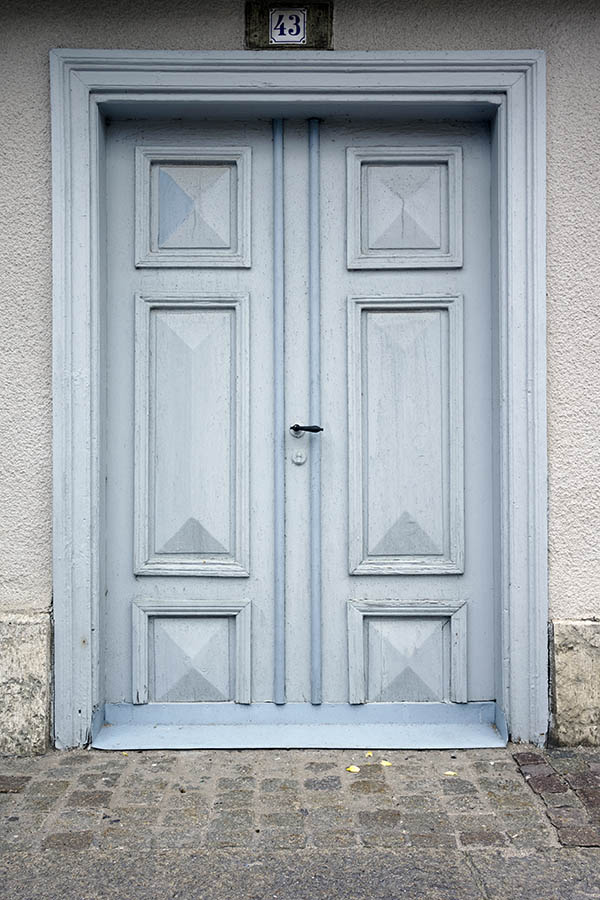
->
[290,424,324,436]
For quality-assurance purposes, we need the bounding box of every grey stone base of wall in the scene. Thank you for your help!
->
[0,612,51,755]
[1,614,599,753]
[551,619,600,746]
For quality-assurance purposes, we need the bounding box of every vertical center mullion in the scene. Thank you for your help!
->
[273,118,286,705]
[308,118,322,705]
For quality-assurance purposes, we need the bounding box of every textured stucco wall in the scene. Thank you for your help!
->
[0,0,599,750]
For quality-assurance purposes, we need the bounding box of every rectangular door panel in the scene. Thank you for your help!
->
[348,296,464,574]
[134,293,249,576]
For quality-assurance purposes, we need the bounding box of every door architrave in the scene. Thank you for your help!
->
[50,49,547,748]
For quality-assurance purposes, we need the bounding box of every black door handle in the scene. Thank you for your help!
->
[290,424,324,435]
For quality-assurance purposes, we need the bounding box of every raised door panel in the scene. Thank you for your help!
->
[134,293,249,576]
[135,146,251,267]
[347,147,462,268]
[348,296,464,574]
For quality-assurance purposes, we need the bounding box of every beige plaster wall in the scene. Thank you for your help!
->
[0,0,598,748]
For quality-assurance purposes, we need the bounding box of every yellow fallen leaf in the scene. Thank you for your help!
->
[365,751,373,758]
[380,759,392,767]
[443,770,458,776]
[346,765,361,773]
[121,752,128,756]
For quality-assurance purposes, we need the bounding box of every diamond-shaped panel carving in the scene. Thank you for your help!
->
[158,164,233,250]
[150,616,231,702]
[347,147,462,268]
[136,146,250,267]
[366,616,449,702]
[367,163,442,250]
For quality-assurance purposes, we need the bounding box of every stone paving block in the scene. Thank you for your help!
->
[226,764,255,776]
[513,751,544,766]
[205,829,256,848]
[212,790,254,809]
[408,832,457,849]
[259,810,308,828]
[359,830,409,847]
[26,778,70,796]
[107,805,159,825]
[304,776,341,792]
[539,790,582,808]
[256,828,307,849]
[66,790,112,808]
[160,806,209,826]
[477,776,525,793]
[77,772,121,789]
[41,831,93,850]
[121,788,165,805]
[525,774,568,794]
[217,776,255,790]
[506,826,558,848]
[577,789,600,812]
[518,762,555,777]
[308,827,357,848]
[357,809,402,828]
[349,778,387,795]
[546,806,588,827]
[544,756,590,775]
[565,772,600,790]
[19,794,63,811]
[400,812,451,834]
[459,830,508,846]
[557,825,600,847]
[260,777,299,793]
[306,806,348,828]
[351,764,385,780]
[210,809,254,830]
[0,775,31,792]
[444,794,490,813]
[442,778,478,795]
[449,814,500,831]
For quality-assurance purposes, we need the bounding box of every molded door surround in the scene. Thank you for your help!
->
[50,49,547,748]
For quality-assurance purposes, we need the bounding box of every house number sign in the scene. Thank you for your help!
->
[269,8,307,44]
[245,2,333,50]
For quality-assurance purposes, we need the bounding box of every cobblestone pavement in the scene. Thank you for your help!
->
[1,744,599,898]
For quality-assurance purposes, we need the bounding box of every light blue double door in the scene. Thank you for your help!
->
[96,114,502,748]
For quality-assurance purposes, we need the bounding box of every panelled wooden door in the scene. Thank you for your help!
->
[100,114,501,748]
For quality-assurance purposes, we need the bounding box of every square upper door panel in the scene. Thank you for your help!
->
[135,146,251,267]
[347,147,462,268]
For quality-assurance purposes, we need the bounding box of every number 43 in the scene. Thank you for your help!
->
[273,12,302,37]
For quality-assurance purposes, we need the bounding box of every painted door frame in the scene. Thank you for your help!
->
[50,49,547,749]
